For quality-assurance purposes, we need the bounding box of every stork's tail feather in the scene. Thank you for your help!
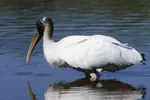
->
[141,54,146,61]
[140,54,146,65]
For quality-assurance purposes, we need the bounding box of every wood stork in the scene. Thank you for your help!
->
[26,17,146,80]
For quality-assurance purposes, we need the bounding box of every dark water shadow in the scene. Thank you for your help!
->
[15,72,52,77]
[27,78,146,100]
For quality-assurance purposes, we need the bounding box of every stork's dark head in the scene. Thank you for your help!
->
[35,17,53,37]
[42,17,53,38]
[26,17,53,63]
[42,17,53,26]
[36,20,44,37]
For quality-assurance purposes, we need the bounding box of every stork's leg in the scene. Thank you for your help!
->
[85,73,91,78]
[96,68,102,77]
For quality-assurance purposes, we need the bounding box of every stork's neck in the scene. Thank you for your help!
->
[43,23,53,44]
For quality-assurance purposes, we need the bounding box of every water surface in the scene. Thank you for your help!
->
[0,0,150,100]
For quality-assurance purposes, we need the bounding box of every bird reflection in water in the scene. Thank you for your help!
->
[27,78,146,100]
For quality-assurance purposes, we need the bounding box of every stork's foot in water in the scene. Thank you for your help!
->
[85,70,101,81]
[90,73,100,81]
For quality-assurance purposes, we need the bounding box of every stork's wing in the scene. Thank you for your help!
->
[58,35,142,70]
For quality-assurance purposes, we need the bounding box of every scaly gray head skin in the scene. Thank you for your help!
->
[42,17,54,38]
[26,17,53,63]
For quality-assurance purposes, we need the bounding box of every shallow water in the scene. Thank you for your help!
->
[0,0,150,100]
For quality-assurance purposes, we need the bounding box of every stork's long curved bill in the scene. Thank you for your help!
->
[26,29,41,63]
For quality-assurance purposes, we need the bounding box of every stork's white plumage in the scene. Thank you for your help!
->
[26,17,145,80]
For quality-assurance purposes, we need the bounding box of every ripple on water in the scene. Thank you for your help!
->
[14,72,52,77]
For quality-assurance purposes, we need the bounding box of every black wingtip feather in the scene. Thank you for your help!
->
[140,54,146,65]
[141,54,146,61]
